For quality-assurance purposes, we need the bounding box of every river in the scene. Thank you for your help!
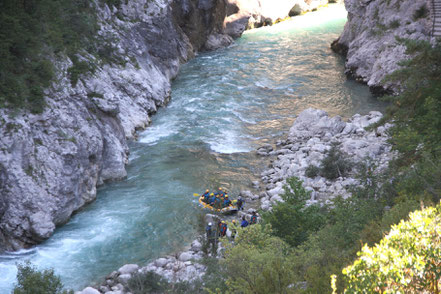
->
[0,4,386,292]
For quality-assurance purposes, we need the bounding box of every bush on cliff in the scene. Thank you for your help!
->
[13,261,72,294]
[339,203,441,293]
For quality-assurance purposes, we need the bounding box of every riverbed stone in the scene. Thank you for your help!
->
[118,264,139,275]
[260,108,394,210]
[191,240,202,252]
[179,251,193,262]
[80,287,100,294]
[117,274,131,284]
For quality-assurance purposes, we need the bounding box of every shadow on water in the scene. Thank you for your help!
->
[0,4,387,292]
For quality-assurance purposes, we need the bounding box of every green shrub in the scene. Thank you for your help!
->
[222,224,296,294]
[127,271,169,294]
[262,177,326,247]
[13,261,72,294]
[389,19,400,29]
[305,164,320,178]
[319,143,353,180]
[341,203,441,293]
[413,4,428,20]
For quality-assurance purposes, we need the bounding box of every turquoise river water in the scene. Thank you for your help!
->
[0,4,386,292]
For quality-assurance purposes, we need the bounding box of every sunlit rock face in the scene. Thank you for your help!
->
[333,0,432,93]
[225,0,329,38]
[0,0,232,251]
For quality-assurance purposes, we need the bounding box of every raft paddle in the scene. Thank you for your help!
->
[193,193,200,197]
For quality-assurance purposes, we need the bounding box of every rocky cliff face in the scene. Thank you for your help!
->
[0,0,232,251]
[332,0,432,93]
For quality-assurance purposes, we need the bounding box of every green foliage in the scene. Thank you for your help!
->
[319,143,353,180]
[0,0,123,113]
[383,39,441,161]
[262,177,326,247]
[13,261,72,294]
[388,19,400,29]
[305,164,319,178]
[127,271,206,294]
[222,224,296,294]
[413,4,428,21]
[342,203,441,293]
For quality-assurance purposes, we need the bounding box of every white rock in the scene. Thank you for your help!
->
[118,264,139,275]
[191,240,202,251]
[80,287,100,294]
[179,252,193,262]
[155,258,168,268]
[117,274,131,284]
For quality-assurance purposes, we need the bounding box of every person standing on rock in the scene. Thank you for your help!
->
[237,197,244,211]
[219,221,227,237]
[241,216,249,228]
[250,211,258,225]
[206,222,216,246]
[230,219,238,240]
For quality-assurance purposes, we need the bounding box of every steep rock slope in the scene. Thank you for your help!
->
[0,0,232,251]
[332,0,432,92]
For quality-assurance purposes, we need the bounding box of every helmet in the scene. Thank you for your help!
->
[232,220,236,224]
[206,189,209,192]
[225,195,228,198]
[210,193,214,196]
[221,221,226,224]
[219,187,222,190]
[208,222,212,226]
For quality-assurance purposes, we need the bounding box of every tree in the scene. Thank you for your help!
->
[222,224,296,294]
[13,261,72,294]
[340,203,441,293]
[262,177,326,247]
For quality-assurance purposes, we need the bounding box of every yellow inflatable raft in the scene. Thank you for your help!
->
[198,196,238,213]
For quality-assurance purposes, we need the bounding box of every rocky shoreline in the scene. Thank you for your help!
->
[74,108,395,294]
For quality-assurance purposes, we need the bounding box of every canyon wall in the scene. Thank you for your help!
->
[332,0,432,93]
[0,0,232,251]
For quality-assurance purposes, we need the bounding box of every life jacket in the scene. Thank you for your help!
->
[241,220,249,228]
[209,196,216,204]
[250,215,257,224]
[237,198,243,206]
[220,224,227,236]
[224,199,231,207]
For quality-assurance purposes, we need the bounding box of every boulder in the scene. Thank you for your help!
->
[179,251,193,262]
[191,240,202,251]
[155,258,168,268]
[118,264,139,275]
[80,287,100,294]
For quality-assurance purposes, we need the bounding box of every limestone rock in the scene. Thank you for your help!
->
[80,287,100,294]
[0,0,234,251]
[118,264,139,275]
[333,0,431,91]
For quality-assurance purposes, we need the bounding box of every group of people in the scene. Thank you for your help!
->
[201,188,245,211]
[205,211,259,245]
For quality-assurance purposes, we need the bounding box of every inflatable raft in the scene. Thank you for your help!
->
[198,196,238,213]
